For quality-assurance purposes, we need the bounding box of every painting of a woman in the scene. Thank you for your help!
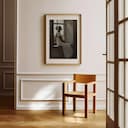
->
[50,20,77,59]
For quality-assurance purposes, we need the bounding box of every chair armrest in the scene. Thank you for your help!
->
[86,81,96,85]
[63,80,76,85]
[63,80,76,93]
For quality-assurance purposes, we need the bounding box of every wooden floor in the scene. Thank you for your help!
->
[0,110,106,128]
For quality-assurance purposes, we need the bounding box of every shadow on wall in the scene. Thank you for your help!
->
[28,83,62,110]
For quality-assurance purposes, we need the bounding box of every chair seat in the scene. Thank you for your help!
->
[64,91,96,98]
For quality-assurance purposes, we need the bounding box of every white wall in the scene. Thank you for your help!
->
[16,0,106,110]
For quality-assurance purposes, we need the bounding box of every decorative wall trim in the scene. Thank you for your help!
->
[16,74,106,110]
[19,78,68,102]
[16,73,106,79]
[0,66,14,69]
[17,72,106,76]
[2,0,15,63]
[2,0,6,62]
[0,92,13,96]
[16,73,106,82]
[17,72,74,76]
[2,71,14,90]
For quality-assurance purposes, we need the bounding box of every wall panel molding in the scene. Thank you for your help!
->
[0,0,16,97]
[2,71,14,90]
[2,0,15,63]
[0,66,14,69]
[2,0,6,62]
[20,78,67,101]
[16,73,106,110]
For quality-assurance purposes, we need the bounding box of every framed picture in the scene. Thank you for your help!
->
[45,14,81,64]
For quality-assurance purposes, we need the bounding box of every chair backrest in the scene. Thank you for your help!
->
[73,74,96,83]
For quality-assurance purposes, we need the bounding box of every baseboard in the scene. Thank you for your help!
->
[16,100,106,110]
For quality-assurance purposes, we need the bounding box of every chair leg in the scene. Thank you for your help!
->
[62,95,66,115]
[84,85,88,118]
[73,82,76,112]
[62,83,66,115]
[73,97,76,112]
[93,83,96,113]
[93,96,96,113]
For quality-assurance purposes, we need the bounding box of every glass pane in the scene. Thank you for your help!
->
[109,92,114,120]
[119,62,124,96]
[109,34,114,61]
[118,97,124,128]
[125,0,128,18]
[107,5,110,32]
[125,62,128,99]
[107,91,110,115]
[108,64,114,90]
[125,21,128,58]
[125,101,128,128]
[109,0,114,31]
[119,23,124,58]
[119,0,124,21]
[107,35,110,61]
[107,64,110,88]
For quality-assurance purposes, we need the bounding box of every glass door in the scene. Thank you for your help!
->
[106,0,116,127]
[118,0,128,127]
[106,0,128,127]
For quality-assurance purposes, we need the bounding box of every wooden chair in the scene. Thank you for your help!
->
[62,74,96,118]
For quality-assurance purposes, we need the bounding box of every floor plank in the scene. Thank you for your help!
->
[0,110,106,128]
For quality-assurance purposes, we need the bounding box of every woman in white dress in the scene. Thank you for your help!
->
[53,26,73,58]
